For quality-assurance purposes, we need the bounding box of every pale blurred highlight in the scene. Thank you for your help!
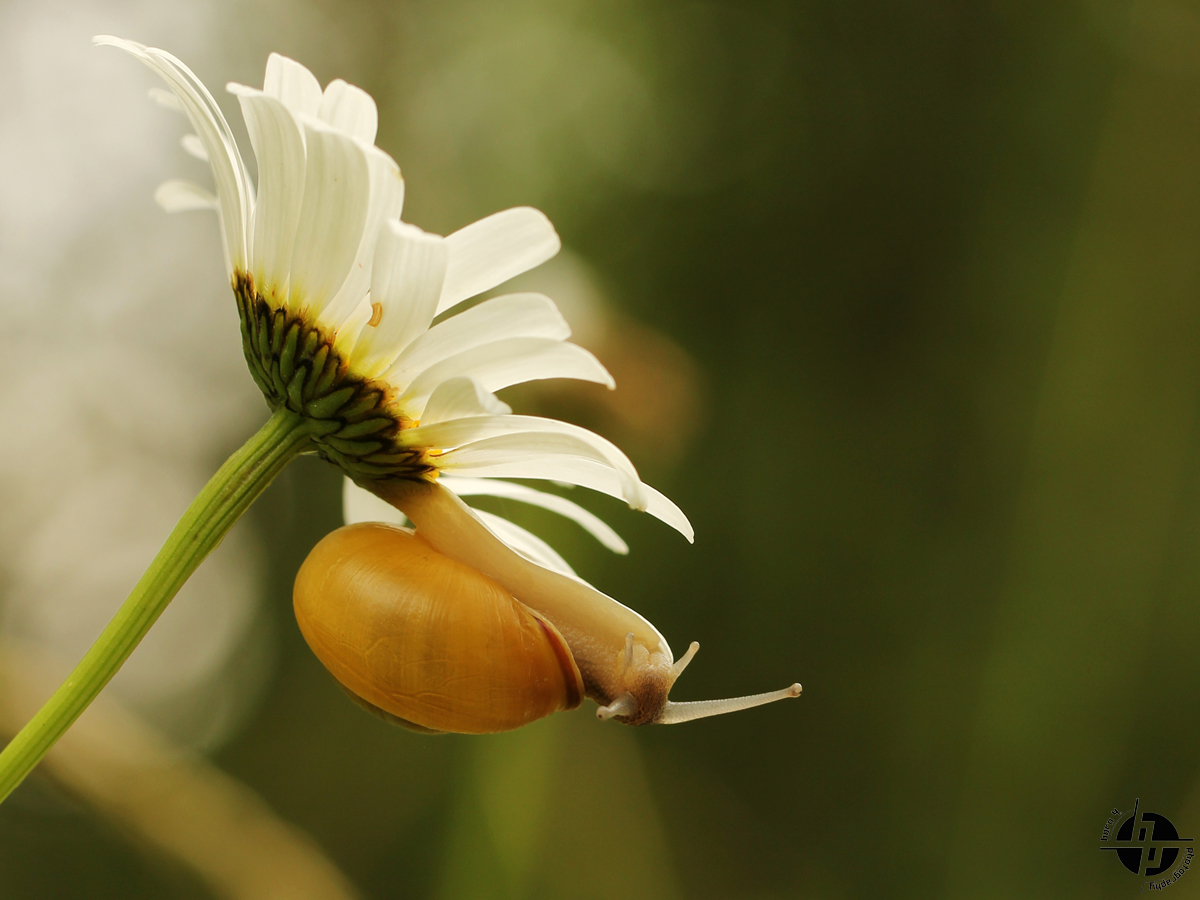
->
[0,640,359,900]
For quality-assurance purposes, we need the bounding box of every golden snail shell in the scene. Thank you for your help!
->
[294,522,584,734]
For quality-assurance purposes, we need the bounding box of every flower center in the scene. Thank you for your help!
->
[234,272,433,482]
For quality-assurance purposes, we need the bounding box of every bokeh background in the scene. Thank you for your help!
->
[1,0,1199,897]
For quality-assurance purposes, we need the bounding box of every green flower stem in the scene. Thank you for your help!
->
[0,407,312,804]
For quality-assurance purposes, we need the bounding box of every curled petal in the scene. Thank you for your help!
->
[422,378,512,425]
[95,35,252,273]
[398,338,613,417]
[229,85,306,296]
[400,414,645,509]
[318,146,406,329]
[440,476,628,554]
[155,180,218,213]
[319,79,378,144]
[351,221,446,375]
[181,134,207,160]
[434,456,693,541]
[342,477,409,527]
[437,208,561,315]
[288,117,370,317]
[263,53,322,118]
[386,293,570,388]
[148,87,182,111]
[474,510,577,577]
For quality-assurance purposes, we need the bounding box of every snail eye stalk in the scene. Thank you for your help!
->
[656,684,804,725]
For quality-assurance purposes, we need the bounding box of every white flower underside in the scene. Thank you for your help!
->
[95,35,693,569]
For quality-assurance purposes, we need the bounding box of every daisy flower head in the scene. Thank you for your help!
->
[0,38,800,802]
[94,36,692,559]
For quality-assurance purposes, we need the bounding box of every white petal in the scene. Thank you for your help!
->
[351,221,446,375]
[262,53,322,118]
[398,338,614,415]
[96,36,252,274]
[386,293,570,388]
[331,295,374,361]
[422,378,512,425]
[148,87,182,111]
[436,208,561,315]
[433,432,647,515]
[473,510,577,577]
[155,179,218,213]
[441,476,628,553]
[229,86,307,297]
[180,133,207,160]
[318,146,406,329]
[342,477,408,526]
[434,456,693,541]
[287,117,370,316]
[319,79,378,145]
[400,415,644,508]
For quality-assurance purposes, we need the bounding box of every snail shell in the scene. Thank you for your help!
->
[294,522,584,734]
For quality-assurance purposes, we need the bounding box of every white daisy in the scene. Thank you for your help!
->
[95,36,692,562]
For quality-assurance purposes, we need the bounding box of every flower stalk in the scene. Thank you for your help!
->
[0,408,312,803]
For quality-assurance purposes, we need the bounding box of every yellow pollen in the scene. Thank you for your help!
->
[368,302,383,327]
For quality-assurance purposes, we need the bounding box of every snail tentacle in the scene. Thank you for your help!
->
[671,641,700,680]
[656,684,803,725]
[596,694,638,721]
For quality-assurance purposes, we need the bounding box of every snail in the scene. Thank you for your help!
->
[294,480,802,733]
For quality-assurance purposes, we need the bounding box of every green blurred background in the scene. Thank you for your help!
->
[3,0,1200,897]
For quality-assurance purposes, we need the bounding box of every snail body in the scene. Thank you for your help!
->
[294,480,801,733]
